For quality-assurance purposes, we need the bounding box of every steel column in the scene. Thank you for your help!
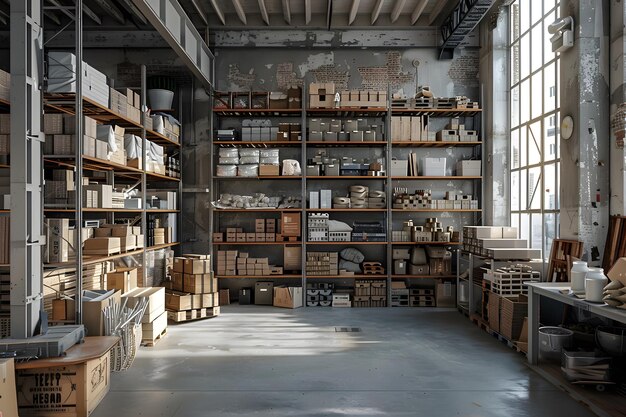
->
[74,0,84,324]
[10,0,45,338]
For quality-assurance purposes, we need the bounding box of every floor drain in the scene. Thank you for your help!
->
[335,327,361,332]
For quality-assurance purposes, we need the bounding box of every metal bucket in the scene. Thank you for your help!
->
[539,326,573,362]
[596,326,626,357]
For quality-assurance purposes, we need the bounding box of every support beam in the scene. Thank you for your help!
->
[428,0,447,25]
[46,0,102,24]
[370,0,383,24]
[186,0,209,26]
[44,9,61,25]
[410,0,427,24]
[209,0,226,25]
[231,0,247,24]
[257,0,269,25]
[281,0,291,24]
[348,0,360,25]
[10,0,44,338]
[304,0,311,24]
[90,0,125,24]
[390,0,405,23]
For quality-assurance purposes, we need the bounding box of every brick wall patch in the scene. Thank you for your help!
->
[358,51,413,90]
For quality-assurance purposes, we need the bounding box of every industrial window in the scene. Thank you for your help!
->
[509,0,560,257]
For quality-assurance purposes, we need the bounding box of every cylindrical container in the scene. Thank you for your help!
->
[458,281,469,305]
[585,268,608,302]
[570,261,588,293]
[539,326,573,362]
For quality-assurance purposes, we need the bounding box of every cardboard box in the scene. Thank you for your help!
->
[183,273,216,294]
[106,267,138,293]
[273,286,303,308]
[281,212,301,237]
[0,358,18,417]
[284,246,302,271]
[423,157,446,176]
[390,160,408,177]
[16,340,112,417]
[184,259,210,275]
[219,289,230,305]
[83,237,121,255]
[456,160,481,176]
[259,164,280,176]
[47,218,71,263]
[123,286,165,323]
[436,282,456,308]
[255,281,274,305]
[608,257,626,286]
[110,225,141,237]
[142,310,167,342]
[84,184,113,208]
[83,289,121,336]
[171,272,184,291]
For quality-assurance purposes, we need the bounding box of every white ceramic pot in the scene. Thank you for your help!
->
[570,261,589,293]
[585,268,608,303]
[147,88,174,110]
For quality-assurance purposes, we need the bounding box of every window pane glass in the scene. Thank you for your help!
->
[531,24,544,73]
[520,168,528,210]
[544,0,556,14]
[520,0,530,35]
[544,115,557,162]
[556,59,560,108]
[544,63,556,113]
[531,213,543,250]
[511,213,520,231]
[511,85,520,127]
[544,163,557,209]
[544,14,557,64]
[511,128,520,169]
[556,161,560,209]
[521,79,530,123]
[531,72,543,120]
[519,126,527,167]
[528,166,542,210]
[520,213,530,241]
[531,1,543,26]
[520,33,530,80]
[528,122,542,166]
[545,212,557,258]
[511,170,520,211]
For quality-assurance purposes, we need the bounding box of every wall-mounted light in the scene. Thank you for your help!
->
[548,16,574,53]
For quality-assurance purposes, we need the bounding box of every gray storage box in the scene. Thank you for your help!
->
[308,131,323,141]
[325,164,340,176]
[306,165,320,176]
[391,160,409,176]
[255,282,274,305]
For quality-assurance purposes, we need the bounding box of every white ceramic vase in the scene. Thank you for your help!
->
[570,261,589,293]
[585,268,608,302]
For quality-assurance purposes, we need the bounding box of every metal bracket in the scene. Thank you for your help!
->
[23,293,44,304]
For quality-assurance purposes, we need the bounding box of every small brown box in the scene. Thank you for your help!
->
[255,219,266,233]
[281,212,301,237]
[236,233,246,242]
[213,232,224,242]
[106,267,138,293]
[255,232,265,242]
[246,233,256,242]
[173,257,186,273]
[259,164,280,176]
[265,233,275,242]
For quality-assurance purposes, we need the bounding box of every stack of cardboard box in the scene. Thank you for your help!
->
[44,218,94,263]
[0,69,9,102]
[390,116,429,142]
[167,254,220,322]
[106,267,138,293]
[353,279,387,307]
[216,250,284,276]
[123,286,167,345]
[306,252,339,276]
[43,114,99,157]
[46,52,110,107]
[109,88,141,124]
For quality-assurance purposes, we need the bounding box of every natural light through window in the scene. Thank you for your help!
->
[509,0,560,257]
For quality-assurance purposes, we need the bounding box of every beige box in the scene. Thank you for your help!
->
[106,267,138,293]
[123,286,166,323]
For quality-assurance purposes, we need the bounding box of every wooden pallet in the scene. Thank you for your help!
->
[141,328,167,347]
[167,306,221,323]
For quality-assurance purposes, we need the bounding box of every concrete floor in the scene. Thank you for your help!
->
[92,306,596,417]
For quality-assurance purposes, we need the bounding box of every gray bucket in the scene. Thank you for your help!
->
[539,326,573,362]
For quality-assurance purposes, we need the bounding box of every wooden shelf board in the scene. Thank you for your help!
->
[0,164,9,169]
[217,274,302,279]
[213,241,302,245]
[145,171,181,182]
[391,176,482,180]
[213,108,302,117]
[214,140,302,147]
[306,141,387,147]
[307,176,387,180]
[392,141,482,147]
[0,209,9,213]
[306,107,388,117]
[214,208,302,213]
[306,241,387,245]
[305,208,387,212]
[391,241,462,245]
[306,274,387,279]
[44,242,180,268]
[392,209,482,213]
[215,176,302,180]
[43,208,178,213]
[391,108,482,117]
[392,275,456,279]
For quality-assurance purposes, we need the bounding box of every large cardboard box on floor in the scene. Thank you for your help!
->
[142,311,167,343]
[0,358,18,417]
[16,337,114,417]
[273,286,303,308]
[183,272,217,294]
[123,286,165,323]
[165,290,217,310]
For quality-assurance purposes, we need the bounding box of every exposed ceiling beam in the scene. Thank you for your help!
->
[390,0,406,23]
[428,0,449,25]
[209,0,226,25]
[187,0,209,26]
[304,0,312,24]
[231,0,247,24]
[410,0,428,24]
[44,9,62,25]
[118,0,148,25]
[90,0,125,24]
[257,0,270,25]
[47,0,102,24]
[348,0,360,25]
[281,0,291,24]
[370,0,384,24]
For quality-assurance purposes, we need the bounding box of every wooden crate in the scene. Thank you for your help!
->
[499,295,528,341]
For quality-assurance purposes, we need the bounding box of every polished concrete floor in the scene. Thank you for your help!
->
[92,306,596,417]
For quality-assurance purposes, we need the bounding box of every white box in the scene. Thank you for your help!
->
[478,238,528,248]
[321,190,332,209]
[391,160,409,176]
[423,157,446,176]
[456,160,481,176]
[309,191,320,209]
[501,227,518,238]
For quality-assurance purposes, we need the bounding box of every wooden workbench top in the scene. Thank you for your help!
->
[15,336,119,369]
